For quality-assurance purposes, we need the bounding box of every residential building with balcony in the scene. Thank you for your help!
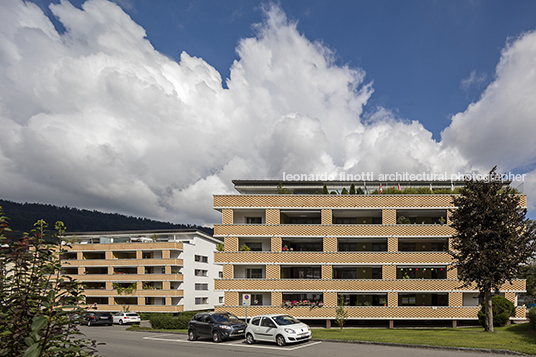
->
[213,180,527,327]
[61,229,223,313]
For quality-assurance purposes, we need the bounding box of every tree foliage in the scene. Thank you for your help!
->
[0,207,99,357]
[335,296,348,332]
[477,295,515,328]
[449,167,536,332]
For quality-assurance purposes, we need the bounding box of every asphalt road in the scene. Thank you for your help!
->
[79,325,501,357]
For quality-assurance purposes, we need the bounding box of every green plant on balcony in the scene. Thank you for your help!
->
[216,242,224,251]
[113,283,136,295]
[170,268,180,274]
[397,216,411,224]
[240,244,251,251]
[439,216,446,225]
[276,183,291,194]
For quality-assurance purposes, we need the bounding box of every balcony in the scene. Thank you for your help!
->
[333,209,382,225]
[69,274,184,281]
[338,238,387,252]
[333,267,382,279]
[396,209,448,225]
[214,251,454,265]
[214,279,526,292]
[61,258,184,267]
[280,210,321,225]
[281,266,322,279]
[214,224,455,238]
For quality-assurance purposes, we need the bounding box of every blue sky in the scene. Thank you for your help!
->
[2,0,536,223]
[31,0,536,139]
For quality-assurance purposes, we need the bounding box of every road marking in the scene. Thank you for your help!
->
[142,335,321,350]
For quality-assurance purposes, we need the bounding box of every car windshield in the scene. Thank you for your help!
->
[272,315,300,326]
[211,313,240,323]
[126,313,139,317]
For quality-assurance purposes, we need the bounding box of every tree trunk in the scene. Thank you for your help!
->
[484,289,493,332]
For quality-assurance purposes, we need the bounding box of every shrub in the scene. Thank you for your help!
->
[529,307,536,330]
[149,314,190,329]
[477,295,516,327]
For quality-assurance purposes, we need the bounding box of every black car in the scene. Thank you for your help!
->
[83,311,113,326]
[188,311,246,342]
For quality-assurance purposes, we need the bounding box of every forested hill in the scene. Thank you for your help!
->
[0,199,213,237]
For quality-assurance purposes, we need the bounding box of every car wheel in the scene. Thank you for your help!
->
[246,333,255,345]
[276,334,286,347]
[108,323,112,326]
[87,321,92,327]
[188,330,198,341]
[212,331,221,343]
[118,319,123,325]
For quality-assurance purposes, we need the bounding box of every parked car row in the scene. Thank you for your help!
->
[82,311,141,326]
[187,311,311,346]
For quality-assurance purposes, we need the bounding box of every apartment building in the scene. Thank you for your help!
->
[61,229,223,313]
[213,180,527,327]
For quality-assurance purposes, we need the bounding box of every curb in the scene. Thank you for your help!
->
[311,338,528,356]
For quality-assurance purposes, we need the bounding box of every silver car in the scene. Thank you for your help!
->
[245,314,311,346]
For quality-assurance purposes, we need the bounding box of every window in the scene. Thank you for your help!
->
[219,296,224,303]
[246,268,263,279]
[195,283,209,290]
[195,255,208,263]
[251,294,263,305]
[195,297,208,305]
[246,217,262,224]
[250,317,261,326]
[218,271,223,278]
[195,269,208,276]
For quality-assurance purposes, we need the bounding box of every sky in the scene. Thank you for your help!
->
[1,0,536,225]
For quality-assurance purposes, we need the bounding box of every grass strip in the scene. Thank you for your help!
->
[312,323,536,355]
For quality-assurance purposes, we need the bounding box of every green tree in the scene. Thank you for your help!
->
[477,295,515,328]
[355,187,364,194]
[215,242,224,252]
[449,167,536,332]
[322,184,328,195]
[341,188,348,195]
[349,184,356,195]
[335,296,348,331]
[276,183,291,194]
[0,208,99,357]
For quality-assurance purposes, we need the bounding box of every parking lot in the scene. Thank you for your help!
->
[80,325,504,357]
[142,332,322,351]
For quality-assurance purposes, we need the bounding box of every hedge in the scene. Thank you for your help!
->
[529,307,536,330]
[477,295,516,327]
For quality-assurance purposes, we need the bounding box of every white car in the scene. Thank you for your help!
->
[113,312,141,325]
[245,314,311,346]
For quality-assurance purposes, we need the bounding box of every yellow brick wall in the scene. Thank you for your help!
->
[266,209,280,224]
[447,209,453,224]
[321,209,332,225]
[223,265,234,279]
[505,292,515,304]
[447,266,458,279]
[225,237,239,252]
[323,236,338,252]
[272,291,282,306]
[225,291,239,306]
[222,209,233,224]
[449,292,463,306]
[266,265,280,279]
[322,265,332,279]
[387,237,398,252]
[383,265,397,279]
[388,292,398,306]
[382,209,397,225]
[324,292,337,306]
[271,236,282,252]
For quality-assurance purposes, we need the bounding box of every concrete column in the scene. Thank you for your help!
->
[449,292,463,307]
[323,236,338,252]
[272,291,283,306]
[77,267,85,275]
[225,237,239,252]
[165,297,172,306]
[108,297,114,306]
[164,266,171,274]
[326,320,331,329]
[223,264,234,279]
[324,292,338,307]
[137,266,145,274]
[136,281,144,290]
[136,250,143,259]
[452,320,457,328]
[106,281,114,290]
[162,250,170,259]
[108,266,114,274]
[321,209,332,225]
[389,320,394,329]
[222,209,234,224]
[77,251,83,260]
[225,291,239,306]
[266,209,280,224]
[382,209,397,225]
[137,297,145,306]
[271,236,282,252]
[266,265,280,279]
[162,281,170,290]
[322,265,332,279]
[387,237,398,252]
[382,265,397,279]
[447,266,458,279]
[388,292,398,306]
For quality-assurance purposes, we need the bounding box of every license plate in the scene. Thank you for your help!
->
[100,317,109,319]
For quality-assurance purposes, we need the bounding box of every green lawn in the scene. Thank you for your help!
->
[312,323,536,355]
